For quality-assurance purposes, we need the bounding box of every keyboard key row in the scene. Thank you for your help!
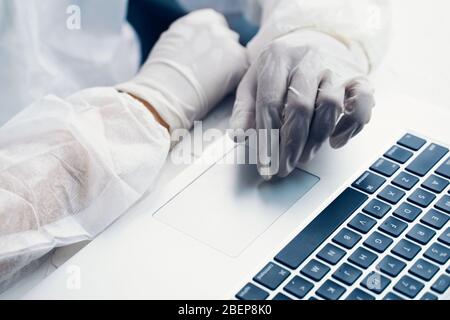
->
[275,188,368,269]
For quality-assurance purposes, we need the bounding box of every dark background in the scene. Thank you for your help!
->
[127,0,258,64]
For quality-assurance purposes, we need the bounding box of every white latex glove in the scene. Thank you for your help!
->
[117,9,248,132]
[230,30,375,179]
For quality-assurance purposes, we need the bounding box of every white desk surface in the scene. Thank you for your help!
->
[2,0,450,299]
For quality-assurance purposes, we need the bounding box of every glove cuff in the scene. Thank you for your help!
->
[116,81,193,132]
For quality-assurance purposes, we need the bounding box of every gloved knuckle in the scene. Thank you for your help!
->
[184,9,227,26]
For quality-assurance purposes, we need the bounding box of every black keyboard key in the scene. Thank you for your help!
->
[409,258,439,281]
[424,242,450,265]
[435,195,450,213]
[253,262,290,290]
[378,185,405,204]
[438,227,450,246]
[275,188,368,269]
[332,263,362,285]
[394,202,422,222]
[349,247,378,269]
[406,224,436,245]
[431,274,450,294]
[361,272,391,294]
[392,172,419,190]
[398,134,426,151]
[392,239,421,261]
[346,288,375,300]
[317,244,346,265]
[363,199,391,219]
[379,216,408,237]
[421,292,438,300]
[236,283,269,300]
[364,231,393,253]
[300,259,330,282]
[348,213,377,234]
[378,255,406,277]
[408,188,436,208]
[422,174,449,193]
[384,145,413,164]
[436,157,450,179]
[394,275,424,298]
[384,292,403,300]
[284,276,314,299]
[370,158,400,177]
[316,280,346,300]
[332,228,361,249]
[352,172,386,194]
[406,143,449,177]
[272,293,292,300]
[421,209,449,230]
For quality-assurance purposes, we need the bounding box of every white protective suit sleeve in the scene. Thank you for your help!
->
[244,0,391,71]
[0,88,170,288]
[178,0,391,71]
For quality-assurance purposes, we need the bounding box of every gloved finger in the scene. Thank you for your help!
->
[255,52,290,179]
[230,64,257,141]
[299,71,345,163]
[330,77,375,149]
[278,66,320,177]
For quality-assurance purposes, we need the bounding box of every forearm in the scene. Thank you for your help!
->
[124,93,170,132]
[0,87,170,287]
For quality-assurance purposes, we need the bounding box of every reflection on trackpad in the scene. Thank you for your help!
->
[155,146,320,257]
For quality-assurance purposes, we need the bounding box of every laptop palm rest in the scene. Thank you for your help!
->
[155,145,320,257]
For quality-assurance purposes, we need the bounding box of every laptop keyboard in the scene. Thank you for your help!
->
[236,133,450,300]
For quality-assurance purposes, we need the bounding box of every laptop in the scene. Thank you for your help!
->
[24,92,450,300]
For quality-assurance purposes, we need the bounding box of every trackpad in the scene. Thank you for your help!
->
[155,146,320,257]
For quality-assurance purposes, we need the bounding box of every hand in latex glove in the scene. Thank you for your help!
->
[230,30,375,179]
[117,9,248,132]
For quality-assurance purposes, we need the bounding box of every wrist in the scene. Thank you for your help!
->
[124,92,170,132]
